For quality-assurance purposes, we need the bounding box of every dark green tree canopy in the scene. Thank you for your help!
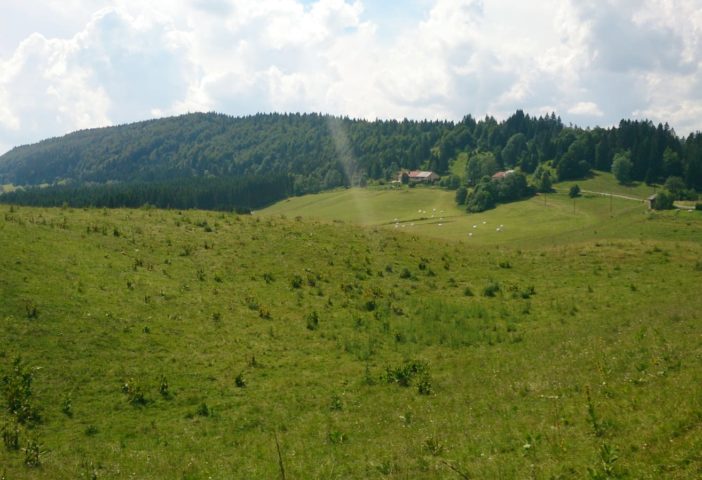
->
[465,172,532,213]
[612,151,634,184]
[1,110,700,211]
[465,151,499,186]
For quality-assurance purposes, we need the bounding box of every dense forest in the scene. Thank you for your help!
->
[1,111,701,209]
[0,175,289,212]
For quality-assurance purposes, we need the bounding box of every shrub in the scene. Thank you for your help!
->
[2,420,20,451]
[455,186,468,205]
[24,300,38,319]
[235,373,247,388]
[24,436,41,467]
[653,190,675,210]
[328,430,347,444]
[466,181,496,213]
[306,311,319,331]
[245,296,259,310]
[399,268,412,279]
[291,275,303,289]
[385,360,430,388]
[61,394,73,417]
[363,299,376,311]
[159,376,171,399]
[569,184,581,198]
[196,402,210,417]
[121,379,147,406]
[588,443,621,480]
[196,268,206,281]
[483,281,501,297]
[417,374,433,395]
[2,357,41,425]
[423,436,444,456]
[521,286,536,299]
[329,394,343,411]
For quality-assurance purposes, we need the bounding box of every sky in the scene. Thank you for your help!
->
[1,0,701,155]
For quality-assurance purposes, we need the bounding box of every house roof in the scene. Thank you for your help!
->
[491,169,515,180]
[492,172,507,180]
[408,171,436,178]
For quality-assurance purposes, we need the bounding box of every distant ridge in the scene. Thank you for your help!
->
[0,112,452,188]
[0,110,700,193]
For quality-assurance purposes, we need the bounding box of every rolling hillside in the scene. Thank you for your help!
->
[1,201,701,478]
[260,180,700,246]
[0,112,451,187]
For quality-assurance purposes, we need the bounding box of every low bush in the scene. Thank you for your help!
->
[306,311,319,331]
[483,281,501,297]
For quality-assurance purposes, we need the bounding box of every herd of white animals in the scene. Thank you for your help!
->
[389,208,505,237]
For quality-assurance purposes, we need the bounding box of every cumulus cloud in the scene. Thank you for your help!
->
[1,0,701,155]
[0,31,112,147]
[0,5,195,150]
[569,102,604,117]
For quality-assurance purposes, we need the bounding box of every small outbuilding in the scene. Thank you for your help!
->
[647,194,657,209]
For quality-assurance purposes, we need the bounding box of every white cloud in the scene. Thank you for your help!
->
[569,102,604,117]
[1,0,701,155]
[0,31,112,146]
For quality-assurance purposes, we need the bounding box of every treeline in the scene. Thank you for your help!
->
[456,172,533,213]
[0,175,290,211]
[0,113,451,191]
[1,110,701,196]
[457,112,702,189]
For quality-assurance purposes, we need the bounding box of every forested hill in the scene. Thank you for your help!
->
[1,111,701,195]
[0,113,452,191]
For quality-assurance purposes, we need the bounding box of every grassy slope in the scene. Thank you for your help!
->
[1,202,701,479]
[449,153,468,181]
[556,171,658,199]
[261,183,699,248]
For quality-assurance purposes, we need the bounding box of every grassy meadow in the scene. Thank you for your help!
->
[260,181,699,247]
[556,171,658,200]
[1,193,702,478]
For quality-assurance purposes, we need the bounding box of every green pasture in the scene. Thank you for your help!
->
[1,203,701,478]
[261,185,700,247]
[261,186,459,226]
[556,171,658,199]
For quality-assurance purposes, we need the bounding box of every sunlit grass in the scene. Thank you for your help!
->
[1,202,701,478]
[556,170,658,199]
[261,183,701,247]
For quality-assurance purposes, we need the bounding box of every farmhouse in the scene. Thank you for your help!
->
[491,169,515,181]
[404,170,440,183]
